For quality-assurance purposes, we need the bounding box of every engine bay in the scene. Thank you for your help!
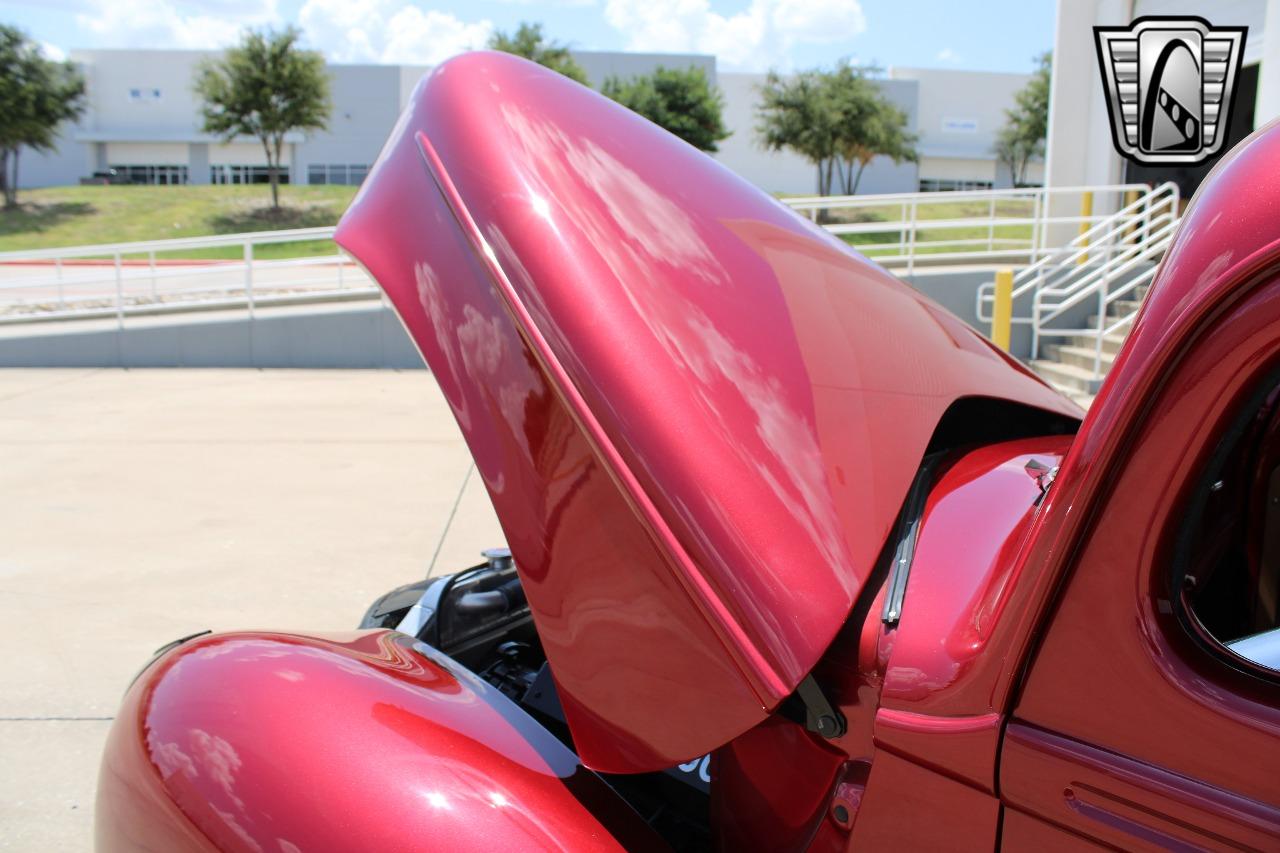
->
[358,550,713,851]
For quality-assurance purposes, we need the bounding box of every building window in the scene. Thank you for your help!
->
[128,88,162,102]
[918,178,995,192]
[108,164,189,185]
[210,165,291,185]
[306,164,370,186]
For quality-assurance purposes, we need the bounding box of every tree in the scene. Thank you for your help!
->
[827,63,917,195]
[602,66,730,152]
[0,26,86,209]
[756,69,842,195]
[488,22,588,85]
[995,52,1051,186]
[836,102,918,194]
[194,27,331,211]
[756,61,919,196]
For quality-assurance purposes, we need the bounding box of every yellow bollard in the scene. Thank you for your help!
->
[1077,190,1094,264]
[1122,188,1139,243]
[991,268,1013,351]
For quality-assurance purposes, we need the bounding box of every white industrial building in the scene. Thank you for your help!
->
[890,67,1047,190]
[18,48,1041,197]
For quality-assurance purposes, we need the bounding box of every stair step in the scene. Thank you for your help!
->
[1065,332,1128,355]
[1044,343,1117,372]
[1031,359,1104,395]
[1106,299,1144,317]
[1086,314,1135,333]
[1097,332,1129,354]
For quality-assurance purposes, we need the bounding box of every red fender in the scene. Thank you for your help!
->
[95,630,662,852]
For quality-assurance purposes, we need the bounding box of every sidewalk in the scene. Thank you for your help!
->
[0,369,503,850]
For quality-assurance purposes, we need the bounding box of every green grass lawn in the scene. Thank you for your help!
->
[0,185,358,259]
[817,199,1036,257]
[1,185,1034,262]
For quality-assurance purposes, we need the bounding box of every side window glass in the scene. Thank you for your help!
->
[1178,381,1280,673]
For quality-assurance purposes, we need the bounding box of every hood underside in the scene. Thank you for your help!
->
[336,52,1080,773]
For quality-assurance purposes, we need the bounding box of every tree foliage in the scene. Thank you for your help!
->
[826,63,917,195]
[756,69,838,193]
[602,66,730,152]
[194,27,331,211]
[0,26,86,209]
[995,52,1051,187]
[756,61,918,196]
[488,22,588,85]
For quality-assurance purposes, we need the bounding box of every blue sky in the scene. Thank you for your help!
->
[3,0,1054,74]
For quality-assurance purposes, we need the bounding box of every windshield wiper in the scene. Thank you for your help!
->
[881,453,945,625]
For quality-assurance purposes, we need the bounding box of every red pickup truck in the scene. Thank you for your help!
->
[96,53,1280,851]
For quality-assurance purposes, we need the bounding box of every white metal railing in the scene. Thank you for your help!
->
[782,183,1156,274]
[0,183,1176,349]
[975,181,1181,382]
[0,226,377,326]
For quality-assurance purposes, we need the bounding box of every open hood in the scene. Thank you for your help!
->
[336,52,1080,773]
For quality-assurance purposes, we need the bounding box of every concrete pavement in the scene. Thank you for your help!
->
[0,369,504,850]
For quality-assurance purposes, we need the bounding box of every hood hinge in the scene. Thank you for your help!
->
[797,674,847,739]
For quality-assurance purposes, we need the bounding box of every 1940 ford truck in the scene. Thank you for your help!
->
[96,52,1280,851]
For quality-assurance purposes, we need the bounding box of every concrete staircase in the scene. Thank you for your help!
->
[1030,289,1147,409]
[976,182,1179,412]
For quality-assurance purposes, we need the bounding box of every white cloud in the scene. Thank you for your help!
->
[69,0,489,66]
[767,0,865,44]
[62,0,862,71]
[298,0,492,65]
[604,0,866,70]
[935,47,960,64]
[40,42,68,62]
[490,0,595,6]
[74,0,280,49]
[167,0,279,14]
[382,7,493,64]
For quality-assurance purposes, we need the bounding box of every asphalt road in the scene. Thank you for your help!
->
[0,369,504,850]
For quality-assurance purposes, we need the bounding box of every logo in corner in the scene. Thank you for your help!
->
[1094,17,1247,166]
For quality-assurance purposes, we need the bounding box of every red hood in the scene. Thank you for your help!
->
[336,52,1080,773]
